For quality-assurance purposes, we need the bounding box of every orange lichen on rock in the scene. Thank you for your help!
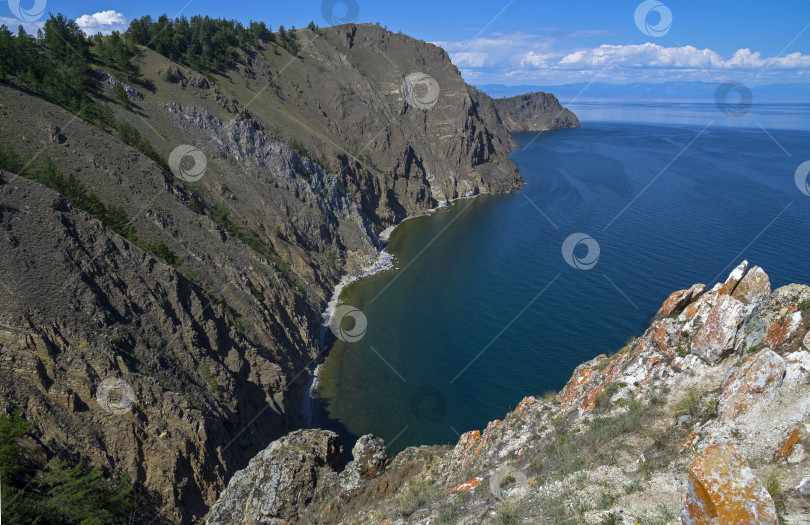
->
[652,321,672,351]
[682,430,698,452]
[580,383,605,410]
[681,442,777,525]
[458,430,480,447]
[717,349,785,420]
[655,283,707,320]
[446,477,482,495]
[690,294,747,364]
[731,266,771,304]
[712,261,749,296]
[764,308,802,349]
[558,346,636,413]
[558,367,597,409]
[453,430,485,468]
[513,396,537,414]
[775,427,802,459]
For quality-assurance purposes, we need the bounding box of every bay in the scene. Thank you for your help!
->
[315,107,810,456]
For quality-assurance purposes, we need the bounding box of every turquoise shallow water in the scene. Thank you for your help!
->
[315,114,810,457]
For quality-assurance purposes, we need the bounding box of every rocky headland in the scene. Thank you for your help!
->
[491,92,581,133]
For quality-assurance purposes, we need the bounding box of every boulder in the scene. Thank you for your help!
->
[655,283,707,320]
[681,442,777,525]
[690,294,748,364]
[207,429,343,524]
[717,349,785,419]
[339,434,388,492]
[712,261,749,295]
[764,311,803,349]
[731,266,771,304]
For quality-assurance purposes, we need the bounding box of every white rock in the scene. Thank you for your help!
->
[796,475,810,495]
[787,443,805,463]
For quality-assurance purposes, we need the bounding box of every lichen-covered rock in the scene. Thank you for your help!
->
[690,294,748,364]
[206,430,342,524]
[717,349,786,419]
[446,477,482,494]
[340,434,388,492]
[681,442,777,525]
[764,310,803,349]
[731,265,771,304]
[712,261,749,295]
[655,283,707,320]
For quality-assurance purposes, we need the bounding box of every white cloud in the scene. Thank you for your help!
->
[0,16,45,34]
[557,43,810,70]
[434,31,556,69]
[433,34,810,84]
[75,11,128,36]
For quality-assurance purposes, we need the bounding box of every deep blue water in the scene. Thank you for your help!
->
[315,112,810,457]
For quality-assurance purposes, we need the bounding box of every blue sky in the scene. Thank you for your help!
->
[3,0,809,85]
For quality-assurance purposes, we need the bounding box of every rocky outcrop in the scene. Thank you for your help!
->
[339,434,388,492]
[682,443,777,525]
[206,430,343,524]
[210,262,810,524]
[491,91,580,132]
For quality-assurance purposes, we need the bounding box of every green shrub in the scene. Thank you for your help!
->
[0,409,31,482]
[39,457,135,524]
[115,121,167,168]
[674,388,702,419]
[398,478,441,517]
[0,411,135,523]
[0,146,140,242]
[290,139,309,157]
[113,83,130,109]
[496,498,525,525]
[636,504,675,525]
[764,470,784,513]
[599,512,623,525]
[150,240,183,267]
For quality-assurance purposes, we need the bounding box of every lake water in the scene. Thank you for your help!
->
[314,104,810,457]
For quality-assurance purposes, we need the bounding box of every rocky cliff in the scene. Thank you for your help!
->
[0,21,578,523]
[492,91,580,132]
[209,262,810,524]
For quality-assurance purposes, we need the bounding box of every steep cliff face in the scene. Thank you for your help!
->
[491,91,580,132]
[0,21,580,523]
[209,262,810,524]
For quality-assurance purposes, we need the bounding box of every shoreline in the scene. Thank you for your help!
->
[302,190,502,425]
